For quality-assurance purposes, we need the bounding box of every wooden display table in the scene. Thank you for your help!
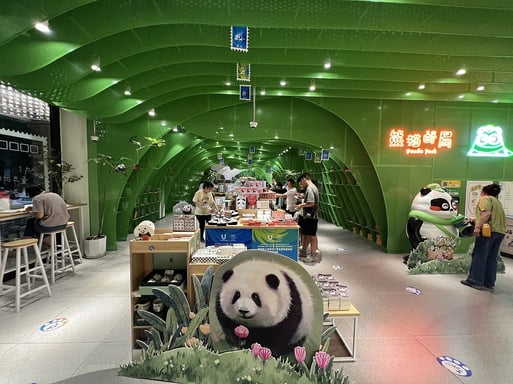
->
[326,304,360,362]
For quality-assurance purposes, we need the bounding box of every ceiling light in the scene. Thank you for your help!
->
[458,94,465,99]
[225,78,231,86]
[148,108,156,117]
[35,20,50,34]
[260,88,266,96]
[280,79,287,86]
[124,84,132,96]
[418,84,425,90]
[476,85,485,91]
[456,68,466,76]
[405,92,411,96]
[324,55,331,69]
[91,55,101,72]
[309,80,316,92]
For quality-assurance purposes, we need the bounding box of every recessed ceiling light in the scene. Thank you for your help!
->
[418,84,425,90]
[405,92,411,96]
[324,61,331,70]
[260,88,266,96]
[148,108,156,117]
[91,55,101,72]
[309,80,316,92]
[458,94,465,99]
[476,85,485,91]
[456,68,466,76]
[124,85,132,96]
[280,79,287,86]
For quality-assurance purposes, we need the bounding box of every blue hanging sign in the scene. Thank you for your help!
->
[305,152,312,160]
[240,85,251,101]
[231,26,249,52]
[321,149,330,160]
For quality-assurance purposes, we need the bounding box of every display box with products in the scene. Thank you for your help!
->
[173,214,197,232]
[139,269,186,295]
[312,273,351,311]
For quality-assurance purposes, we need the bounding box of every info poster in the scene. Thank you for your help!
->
[252,227,299,261]
[498,181,513,216]
[465,180,492,218]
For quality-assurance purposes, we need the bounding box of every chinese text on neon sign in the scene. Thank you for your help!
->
[388,129,454,155]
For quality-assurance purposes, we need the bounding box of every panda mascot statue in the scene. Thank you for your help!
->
[213,255,318,358]
[404,183,473,264]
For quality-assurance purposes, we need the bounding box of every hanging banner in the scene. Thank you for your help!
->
[239,85,251,101]
[321,149,330,161]
[237,63,251,82]
[230,26,249,52]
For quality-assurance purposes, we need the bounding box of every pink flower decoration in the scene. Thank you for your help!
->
[294,346,307,364]
[315,351,331,369]
[234,325,249,339]
[258,347,272,361]
[251,342,262,357]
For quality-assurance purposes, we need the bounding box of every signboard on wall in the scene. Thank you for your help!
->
[498,181,513,216]
[387,128,454,155]
[465,180,492,218]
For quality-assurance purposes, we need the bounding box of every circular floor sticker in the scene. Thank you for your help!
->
[406,286,423,295]
[437,356,472,377]
[40,317,69,332]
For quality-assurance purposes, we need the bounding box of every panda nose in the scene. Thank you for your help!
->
[238,309,250,316]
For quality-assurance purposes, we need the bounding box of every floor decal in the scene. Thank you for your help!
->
[406,286,423,295]
[437,356,472,377]
[39,317,69,332]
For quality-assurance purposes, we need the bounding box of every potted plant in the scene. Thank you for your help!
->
[84,137,166,258]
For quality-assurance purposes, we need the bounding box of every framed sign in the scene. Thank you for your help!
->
[230,26,249,52]
[305,152,312,161]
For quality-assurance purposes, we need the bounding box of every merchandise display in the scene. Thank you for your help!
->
[312,273,351,311]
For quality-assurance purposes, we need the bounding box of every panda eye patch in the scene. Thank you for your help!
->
[251,293,261,307]
[232,291,240,304]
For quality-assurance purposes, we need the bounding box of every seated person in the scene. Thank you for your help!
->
[23,185,69,246]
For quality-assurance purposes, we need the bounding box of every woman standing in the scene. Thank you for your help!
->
[461,183,506,291]
[193,181,216,242]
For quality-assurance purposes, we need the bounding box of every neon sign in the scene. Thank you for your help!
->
[467,125,513,157]
[388,128,454,155]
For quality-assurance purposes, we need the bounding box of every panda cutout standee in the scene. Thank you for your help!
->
[404,183,473,264]
[210,251,323,358]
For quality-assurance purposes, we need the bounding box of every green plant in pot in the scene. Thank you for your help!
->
[85,136,165,258]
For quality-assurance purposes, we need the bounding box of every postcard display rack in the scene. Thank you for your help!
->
[129,229,199,356]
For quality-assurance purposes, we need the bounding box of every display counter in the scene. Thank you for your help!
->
[205,220,299,261]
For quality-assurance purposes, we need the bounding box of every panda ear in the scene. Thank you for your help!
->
[222,269,234,283]
[420,187,431,196]
[266,274,280,289]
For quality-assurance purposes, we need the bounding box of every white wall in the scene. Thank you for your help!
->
[60,110,90,239]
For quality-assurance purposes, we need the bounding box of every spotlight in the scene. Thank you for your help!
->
[91,55,101,72]
[309,80,316,92]
[124,85,132,96]
[148,108,156,117]
[35,20,50,34]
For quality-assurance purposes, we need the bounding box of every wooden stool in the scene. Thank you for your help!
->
[0,238,52,312]
[39,229,75,283]
[66,221,83,263]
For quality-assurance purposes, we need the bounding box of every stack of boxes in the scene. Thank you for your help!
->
[312,273,351,311]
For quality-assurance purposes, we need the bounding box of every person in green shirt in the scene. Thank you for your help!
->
[461,183,506,291]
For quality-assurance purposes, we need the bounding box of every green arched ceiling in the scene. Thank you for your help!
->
[3,0,513,250]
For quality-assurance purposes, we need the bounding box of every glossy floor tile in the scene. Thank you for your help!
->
[1,219,512,384]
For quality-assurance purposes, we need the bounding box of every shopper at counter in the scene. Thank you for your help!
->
[461,183,506,291]
[193,181,217,242]
[23,185,70,245]
[296,173,320,261]
[276,179,298,215]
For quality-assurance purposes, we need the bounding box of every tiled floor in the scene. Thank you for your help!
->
[1,218,512,384]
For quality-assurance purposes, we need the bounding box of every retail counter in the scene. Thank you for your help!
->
[205,220,299,261]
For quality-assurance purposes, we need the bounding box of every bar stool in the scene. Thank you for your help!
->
[39,228,75,283]
[66,221,83,263]
[0,238,52,312]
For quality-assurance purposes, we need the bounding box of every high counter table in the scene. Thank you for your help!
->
[0,203,87,256]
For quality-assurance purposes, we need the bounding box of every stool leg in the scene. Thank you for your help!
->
[15,248,21,312]
[32,244,51,297]
[69,224,83,263]
[0,248,8,296]
[62,231,75,269]
[22,247,31,291]
[50,233,56,284]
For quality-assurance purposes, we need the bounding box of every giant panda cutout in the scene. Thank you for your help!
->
[209,250,323,361]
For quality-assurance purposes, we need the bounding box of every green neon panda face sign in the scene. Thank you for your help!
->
[467,125,513,157]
